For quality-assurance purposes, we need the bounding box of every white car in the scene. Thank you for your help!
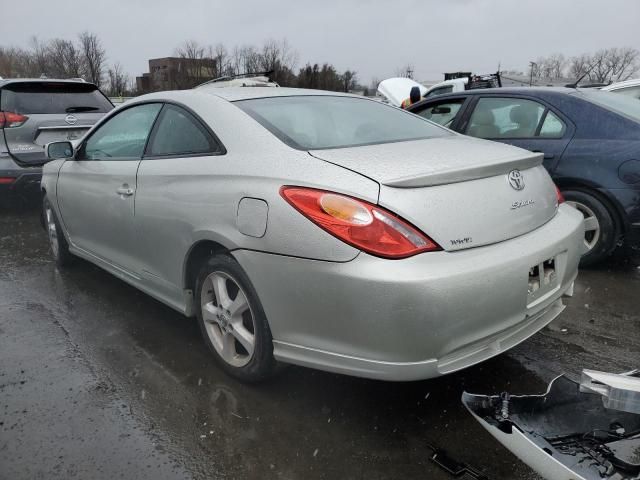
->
[41,87,583,382]
[601,78,640,100]
[377,77,468,107]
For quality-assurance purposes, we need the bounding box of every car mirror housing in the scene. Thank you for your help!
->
[46,141,74,160]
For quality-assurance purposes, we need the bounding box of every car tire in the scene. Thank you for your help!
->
[562,189,618,267]
[195,253,277,382]
[43,196,74,268]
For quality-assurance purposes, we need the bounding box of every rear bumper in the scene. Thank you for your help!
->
[0,158,42,199]
[233,204,585,381]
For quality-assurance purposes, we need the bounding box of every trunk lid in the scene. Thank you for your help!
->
[310,136,558,251]
[1,81,112,165]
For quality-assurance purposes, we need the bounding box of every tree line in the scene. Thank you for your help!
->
[0,33,131,95]
[172,39,359,92]
[525,47,639,83]
[0,34,360,96]
[2,32,638,96]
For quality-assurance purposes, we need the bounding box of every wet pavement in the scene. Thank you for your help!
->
[1,204,638,480]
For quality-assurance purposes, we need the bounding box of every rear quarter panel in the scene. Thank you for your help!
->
[132,92,380,294]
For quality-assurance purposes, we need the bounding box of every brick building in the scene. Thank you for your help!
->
[136,57,215,93]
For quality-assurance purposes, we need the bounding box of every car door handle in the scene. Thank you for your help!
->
[116,185,135,197]
[532,150,555,160]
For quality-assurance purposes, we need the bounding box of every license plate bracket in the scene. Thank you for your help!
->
[527,256,558,305]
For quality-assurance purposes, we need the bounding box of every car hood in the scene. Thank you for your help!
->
[377,77,428,107]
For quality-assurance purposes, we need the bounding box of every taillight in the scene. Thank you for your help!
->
[0,177,16,184]
[555,186,565,205]
[0,111,28,129]
[280,186,441,259]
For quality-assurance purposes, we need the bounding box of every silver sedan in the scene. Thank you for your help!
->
[41,87,585,382]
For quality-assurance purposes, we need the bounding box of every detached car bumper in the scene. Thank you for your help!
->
[233,204,585,381]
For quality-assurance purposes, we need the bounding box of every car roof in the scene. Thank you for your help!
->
[192,86,356,102]
[432,86,576,96]
[410,86,583,109]
[0,78,98,88]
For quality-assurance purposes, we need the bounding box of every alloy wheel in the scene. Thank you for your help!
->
[566,200,600,252]
[200,271,256,368]
[45,205,60,258]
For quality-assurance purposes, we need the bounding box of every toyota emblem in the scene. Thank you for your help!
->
[64,114,78,125]
[507,169,525,190]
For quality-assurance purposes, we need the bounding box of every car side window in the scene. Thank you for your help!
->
[466,98,547,139]
[81,103,162,160]
[539,110,566,138]
[145,105,221,157]
[414,100,464,127]
[424,85,454,99]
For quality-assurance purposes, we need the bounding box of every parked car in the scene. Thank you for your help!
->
[41,88,583,382]
[408,87,640,266]
[0,79,113,206]
[601,78,640,100]
[377,73,501,106]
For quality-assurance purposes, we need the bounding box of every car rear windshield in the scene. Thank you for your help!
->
[235,95,451,150]
[0,82,113,114]
[579,90,640,123]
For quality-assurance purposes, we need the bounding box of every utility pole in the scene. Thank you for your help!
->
[529,61,537,86]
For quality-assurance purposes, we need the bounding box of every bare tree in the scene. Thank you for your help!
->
[588,49,615,83]
[49,39,83,78]
[547,53,566,79]
[605,47,639,81]
[107,62,129,96]
[568,53,592,80]
[175,40,216,88]
[29,36,51,77]
[78,31,106,86]
[0,46,30,78]
[395,64,414,79]
[341,70,358,92]
[212,43,230,77]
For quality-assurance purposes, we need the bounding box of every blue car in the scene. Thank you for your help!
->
[409,87,640,266]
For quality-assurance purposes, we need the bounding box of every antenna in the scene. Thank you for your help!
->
[566,62,597,88]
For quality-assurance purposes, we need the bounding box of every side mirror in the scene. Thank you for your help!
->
[46,141,74,160]
[432,106,451,114]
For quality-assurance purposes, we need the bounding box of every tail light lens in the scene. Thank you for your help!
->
[0,111,28,129]
[280,186,440,259]
[0,177,16,185]
[555,186,565,205]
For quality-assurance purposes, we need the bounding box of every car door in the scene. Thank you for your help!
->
[57,103,162,274]
[459,96,573,171]
[410,97,470,129]
[134,103,225,302]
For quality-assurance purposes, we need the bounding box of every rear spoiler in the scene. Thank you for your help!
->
[383,151,543,188]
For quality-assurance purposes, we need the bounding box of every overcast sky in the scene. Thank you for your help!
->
[4,0,640,84]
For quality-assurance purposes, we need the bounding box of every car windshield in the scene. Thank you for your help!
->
[235,95,451,150]
[1,82,113,114]
[578,90,640,122]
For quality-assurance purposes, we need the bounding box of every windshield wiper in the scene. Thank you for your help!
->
[65,106,100,113]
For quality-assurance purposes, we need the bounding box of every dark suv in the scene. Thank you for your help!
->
[0,79,113,205]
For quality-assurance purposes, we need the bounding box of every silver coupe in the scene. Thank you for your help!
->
[41,87,584,382]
